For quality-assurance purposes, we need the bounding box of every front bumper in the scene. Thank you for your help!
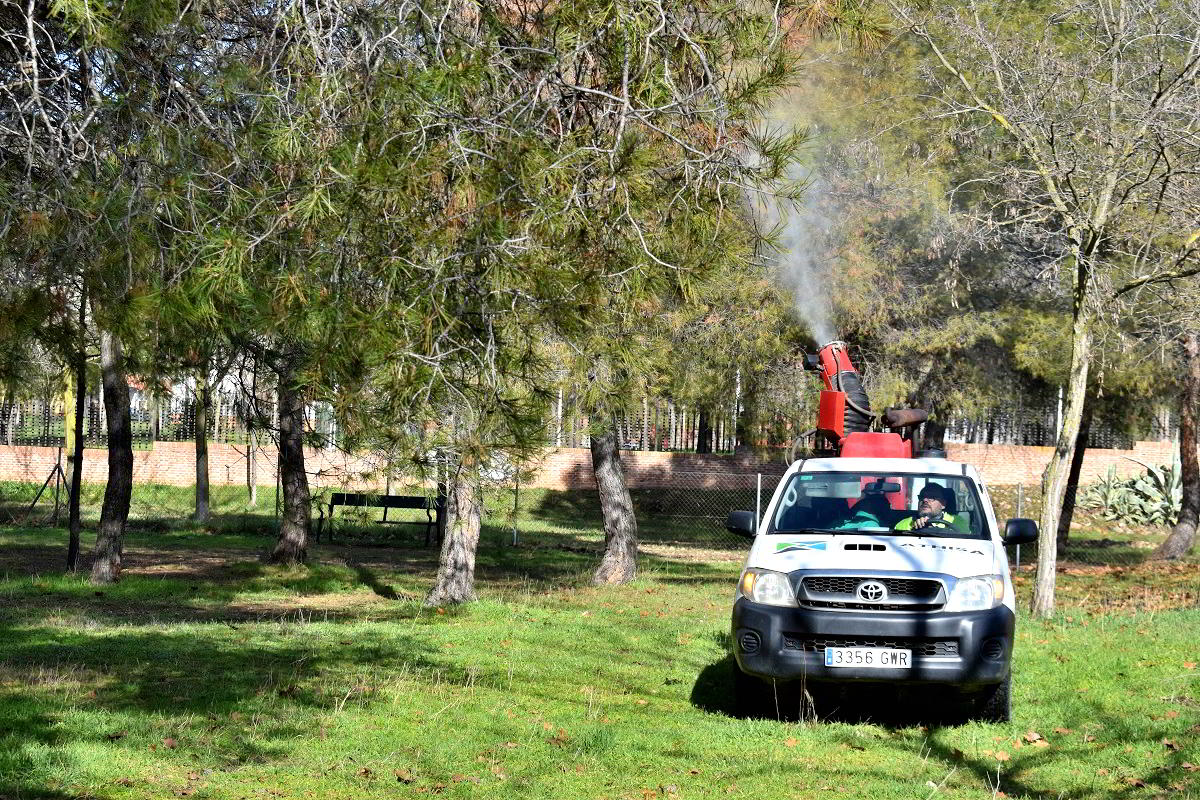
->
[732,598,1015,689]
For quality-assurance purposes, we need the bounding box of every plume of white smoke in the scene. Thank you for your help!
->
[752,167,837,346]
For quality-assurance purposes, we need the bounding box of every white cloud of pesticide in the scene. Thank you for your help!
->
[751,164,837,346]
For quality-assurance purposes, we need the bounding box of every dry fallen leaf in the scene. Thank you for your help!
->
[163,738,178,750]
[105,731,128,741]
[995,751,1011,762]
[1023,731,1043,743]
[1164,739,1179,751]
[395,769,415,783]
[1053,727,1072,734]
[785,738,798,747]
[1084,735,1097,742]
[1184,662,1196,670]
[1166,710,1180,719]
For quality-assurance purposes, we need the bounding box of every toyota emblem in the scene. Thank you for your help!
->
[856,580,888,602]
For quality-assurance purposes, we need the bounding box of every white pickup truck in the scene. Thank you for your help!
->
[726,454,1038,722]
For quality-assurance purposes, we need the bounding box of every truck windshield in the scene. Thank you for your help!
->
[769,471,988,539]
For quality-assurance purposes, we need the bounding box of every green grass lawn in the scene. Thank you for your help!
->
[1,525,1197,800]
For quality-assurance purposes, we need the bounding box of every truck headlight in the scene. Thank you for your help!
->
[945,575,1004,612]
[737,569,797,607]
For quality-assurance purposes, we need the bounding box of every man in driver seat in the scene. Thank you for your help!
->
[895,483,969,533]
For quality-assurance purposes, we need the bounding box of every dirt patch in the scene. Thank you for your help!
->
[640,542,744,563]
[0,544,68,577]
[225,589,413,618]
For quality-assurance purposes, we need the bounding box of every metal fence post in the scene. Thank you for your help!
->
[1015,483,1023,568]
[756,473,762,523]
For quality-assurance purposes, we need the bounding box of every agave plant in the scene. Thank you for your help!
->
[1125,460,1182,526]
[1082,459,1182,526]
[1080,465,1125,514]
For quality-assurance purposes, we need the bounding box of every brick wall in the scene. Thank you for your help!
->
[0,439,1179,491]
[0,441,389,490]
[945,441,1177,486]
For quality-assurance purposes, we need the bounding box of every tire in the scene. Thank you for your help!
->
[975,676,1011,723]
[733,663,769,718]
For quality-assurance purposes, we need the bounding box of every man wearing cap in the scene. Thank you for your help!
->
[895,484,970,533]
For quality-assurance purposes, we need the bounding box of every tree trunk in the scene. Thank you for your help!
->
[1155,333,1199,560]
[1032,294,1093,617]
[66,305,87,571]
[1056,394,1094,547]
[425,453,482,605]
[696,409,713,454]
[193,371,211,523]
[270,368,310,565]
[591,415,638,585]
[90,330,133,584]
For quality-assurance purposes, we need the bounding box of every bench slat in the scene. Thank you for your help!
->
[330,492,437,510]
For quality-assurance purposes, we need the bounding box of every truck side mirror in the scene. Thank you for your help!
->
[725,510,758,539]
[1003,518,1038,546]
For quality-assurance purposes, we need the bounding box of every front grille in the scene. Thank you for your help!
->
[783,635,959,657]
[803,600,941,612]
[803,576,941,597]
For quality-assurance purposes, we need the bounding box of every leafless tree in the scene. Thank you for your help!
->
[889,0,1200,615]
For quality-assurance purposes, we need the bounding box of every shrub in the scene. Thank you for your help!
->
[1080,460,1181,526]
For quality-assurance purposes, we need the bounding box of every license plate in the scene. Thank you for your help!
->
[824,647,911,668]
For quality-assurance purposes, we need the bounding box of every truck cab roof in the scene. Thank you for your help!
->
[795,456,981,481]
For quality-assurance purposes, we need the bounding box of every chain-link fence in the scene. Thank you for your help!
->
[2,463,1178,570]
[1,469,784,552]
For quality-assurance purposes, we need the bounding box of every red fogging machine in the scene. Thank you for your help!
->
[797,341,928,460]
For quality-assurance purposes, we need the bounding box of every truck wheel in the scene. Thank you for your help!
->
[733,663,768,718]
[975,676,1011,723]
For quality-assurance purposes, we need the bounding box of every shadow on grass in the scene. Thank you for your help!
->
[0,619,442,799]
[912,694,1200,800]
[0,702,80,799]
[691,655,974,726]
[691,652,1200,799]
[351,563,403,600]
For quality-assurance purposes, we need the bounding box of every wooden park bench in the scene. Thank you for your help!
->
[318,492,443,546]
